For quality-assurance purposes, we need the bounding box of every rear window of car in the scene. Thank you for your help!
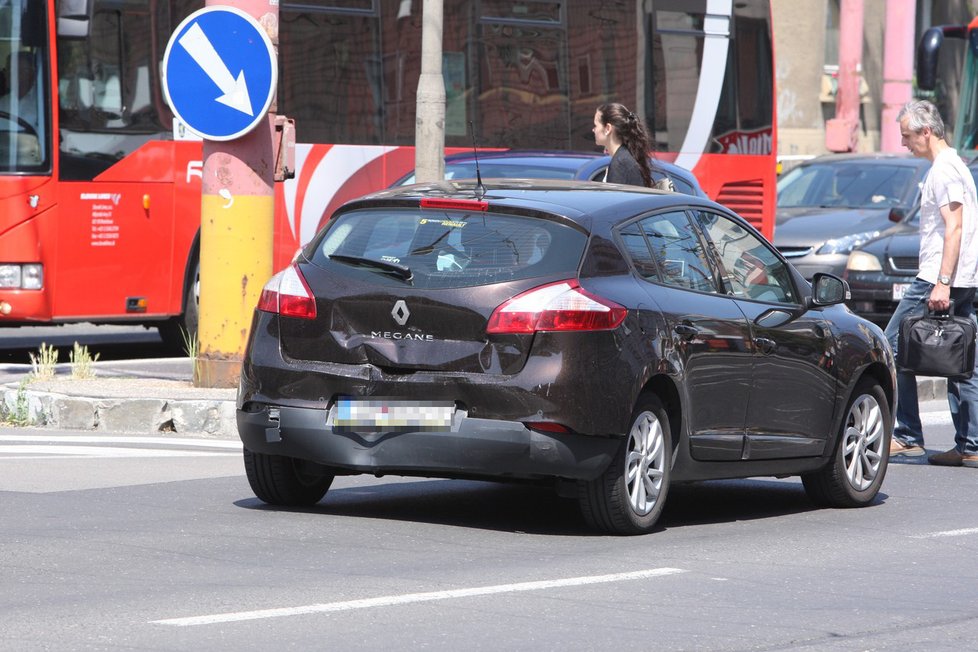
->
[309,208,587,289]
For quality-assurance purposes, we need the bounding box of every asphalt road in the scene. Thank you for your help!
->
[2,399,976,651]
[0,324,170,364]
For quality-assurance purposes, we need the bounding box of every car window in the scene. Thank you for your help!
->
[626,211,718,293]
[777,163,921,209]
[310,208,586,289]
[694,210,797,304]
[667,174,695,196]
[619,224,659,279]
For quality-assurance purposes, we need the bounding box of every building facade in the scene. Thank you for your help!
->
[773,0,975,159]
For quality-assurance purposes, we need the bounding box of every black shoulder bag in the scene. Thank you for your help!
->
[897,302,977,380]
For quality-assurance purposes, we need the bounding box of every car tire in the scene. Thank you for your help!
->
[577,393,672,535]
[802,379,890,508]
[243,448,334,506]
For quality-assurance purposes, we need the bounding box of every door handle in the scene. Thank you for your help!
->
[754,337,777,354]
[674,323,699,339]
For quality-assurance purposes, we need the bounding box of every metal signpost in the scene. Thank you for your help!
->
[162,3,280,388]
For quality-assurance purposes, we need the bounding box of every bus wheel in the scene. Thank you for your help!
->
[158,257,199,355]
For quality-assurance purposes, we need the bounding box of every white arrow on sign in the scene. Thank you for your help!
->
[178,21,253,116]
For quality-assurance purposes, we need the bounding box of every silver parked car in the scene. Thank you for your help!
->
[773,154,931,279]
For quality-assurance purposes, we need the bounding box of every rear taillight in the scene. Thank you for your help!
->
[257,264,317,319]
[486,280,626,334]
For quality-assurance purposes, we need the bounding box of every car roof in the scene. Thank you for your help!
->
[445,150,604,164]
[343,178,729,230]
[438,149,706,196]
[797,153,929,167]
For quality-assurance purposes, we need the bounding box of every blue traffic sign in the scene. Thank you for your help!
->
[162,6,277,141]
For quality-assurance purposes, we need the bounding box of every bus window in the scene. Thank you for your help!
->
[0,0,49,172]
[278,4,383,146]
[647,0,773,156]
[58,1,171,180]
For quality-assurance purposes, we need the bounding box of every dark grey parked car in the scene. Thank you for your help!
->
[237,180,895,535]
[774,154,931,279]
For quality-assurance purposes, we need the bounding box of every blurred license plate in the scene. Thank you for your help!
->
[334,399,454,432]
[892,283,910,300]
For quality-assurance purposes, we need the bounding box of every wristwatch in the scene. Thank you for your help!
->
[938,274,952,286]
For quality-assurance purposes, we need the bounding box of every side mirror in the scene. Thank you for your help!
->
[809,272,850,306]
[888,207,906,223]
[57,0,92,39]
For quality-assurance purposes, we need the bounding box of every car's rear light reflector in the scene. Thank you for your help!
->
[524,421,572,434]
[257,264,317,319]
[487,280,626,334]
[420,197,488,212]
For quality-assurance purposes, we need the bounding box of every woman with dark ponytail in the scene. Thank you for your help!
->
[593,102,655,187]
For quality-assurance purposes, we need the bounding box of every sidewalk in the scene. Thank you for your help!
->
[0,360,237,439]
[0,360,950,440]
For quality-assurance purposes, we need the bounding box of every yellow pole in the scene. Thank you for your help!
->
[196,0,278,388]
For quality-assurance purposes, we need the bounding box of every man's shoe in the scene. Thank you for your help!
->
[890,440,926,457]
[962,454,978,468]
[928,448,964,466]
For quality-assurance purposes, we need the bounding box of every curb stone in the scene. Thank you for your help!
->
[1,383,237,439]
[914,377,947,403]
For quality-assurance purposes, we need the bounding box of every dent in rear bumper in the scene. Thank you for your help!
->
[237,404,620,481]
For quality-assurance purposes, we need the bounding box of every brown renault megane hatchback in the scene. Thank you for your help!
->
[236,180,896,535]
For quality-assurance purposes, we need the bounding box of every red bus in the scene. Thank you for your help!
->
[0,1,775,349]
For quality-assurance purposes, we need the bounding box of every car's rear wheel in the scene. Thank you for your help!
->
[243,448,334,506]
[802,379,890,508]
[578,393,671,535]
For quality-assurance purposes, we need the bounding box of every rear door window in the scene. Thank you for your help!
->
[624,211,719,293]
[309,208,586,289]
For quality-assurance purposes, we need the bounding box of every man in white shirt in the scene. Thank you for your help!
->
[886,99,978,467]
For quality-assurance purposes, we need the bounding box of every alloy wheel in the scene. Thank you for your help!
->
[842,394,885,491]
[625,410,666,516]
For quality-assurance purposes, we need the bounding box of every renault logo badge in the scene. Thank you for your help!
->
[392,299,410,326]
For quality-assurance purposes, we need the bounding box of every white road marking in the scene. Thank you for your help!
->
[0,434,240,460]
[920,411,953,426]
[0,445,236,459]
[912,527,978,539]
[0,434,241,449]
[152,567,687,627]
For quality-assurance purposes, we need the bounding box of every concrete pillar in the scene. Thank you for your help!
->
[197,0,278,388]
[414,0,445,183]
[880,0,915,152]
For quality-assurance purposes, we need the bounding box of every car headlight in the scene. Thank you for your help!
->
[0,263,43,289]
[816,230,881,255]
[846,250,883,272]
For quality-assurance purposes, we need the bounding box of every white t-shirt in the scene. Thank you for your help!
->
[918,147,978,287]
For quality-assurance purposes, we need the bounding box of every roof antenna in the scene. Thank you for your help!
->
[469,121,486,198]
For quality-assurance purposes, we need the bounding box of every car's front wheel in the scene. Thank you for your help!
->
[243,448,334,506]
[802,378,890,507]
[578,393,672,535]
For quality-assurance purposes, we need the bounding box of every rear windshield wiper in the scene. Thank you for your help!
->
[328,254,413,281]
